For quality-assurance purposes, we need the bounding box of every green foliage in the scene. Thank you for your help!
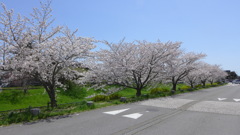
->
[179,85,192,91]
[108,93,122,100]
[150,87,170,95]
[206,83,212,87]
[112,100,121,105]
[141,94,150,99]
[60,81,87,99]
[212,83,218,86]
[194,84,203,88]
[4,107,35,124]
[92,95,109,102]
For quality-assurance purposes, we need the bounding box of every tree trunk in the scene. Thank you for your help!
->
[49,88,57,108]
[171,77,177,92]
[136,88,141,97]
[190,82,194,88]
[210,81,213,85]
[190,83,193,88]
[22,79,29,95]
[23,87,28,94]
[44,85,57,108]
[202,81,206,87]
[172,83,177,91]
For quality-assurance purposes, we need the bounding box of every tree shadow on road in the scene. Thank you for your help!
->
[23,115,72,125]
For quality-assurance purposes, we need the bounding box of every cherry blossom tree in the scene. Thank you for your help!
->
[184,69,200,88]
[196,62,214,87]
[87,40,181,97]
[165,52,206,91]
[208,65,227,84]
[0,1,95,107]
[185,62,227,88]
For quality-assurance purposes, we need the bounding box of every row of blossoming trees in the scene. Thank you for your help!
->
[0,2,227,107]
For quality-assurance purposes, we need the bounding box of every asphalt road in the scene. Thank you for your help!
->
[1,83,240,135]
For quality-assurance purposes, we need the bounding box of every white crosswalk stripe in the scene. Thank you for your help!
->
[218,98,227,101]
[122,113,143,119]
[233,99,240,102]
[103,108,144,120]
[103,108,129,115]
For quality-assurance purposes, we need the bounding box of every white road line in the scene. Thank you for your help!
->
[103,108,130,115]
[122,113,143,119]
[233,99,240,102]
[218,98,227,101]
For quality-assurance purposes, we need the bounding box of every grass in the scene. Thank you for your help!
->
[0,87,84,112]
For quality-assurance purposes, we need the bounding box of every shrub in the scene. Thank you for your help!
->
[78,104,88,110]
[206,83,212,87]
[108,93,122,100]
[6,107,34,124]
[141,94,149,99]
[150,87,169,95]
[179,85,192,91]
[194,84,202,88]
[211,83,218,86]
[92,95,109,102]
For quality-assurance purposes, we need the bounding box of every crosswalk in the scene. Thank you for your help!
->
[122,113,143,119]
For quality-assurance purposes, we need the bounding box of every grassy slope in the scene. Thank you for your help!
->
[0,87,82,111]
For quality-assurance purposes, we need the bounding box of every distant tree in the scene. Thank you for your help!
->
[87,40,181,97]
[196,62,212,87]
[225,70,238,80]
[208,65,227,84]
[0,1,95,107]
[196,62,227,86]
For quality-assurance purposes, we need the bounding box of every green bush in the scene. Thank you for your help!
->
[206,83,212,87]
[92,95,109,102]
[211,83,218,86]
[141,94,150,99]
[6,107,35,124]
[108,93,122,100]
[194,84,202,88]
[179,85,192,91]
[150,87,169,95]
[78,104,88,110]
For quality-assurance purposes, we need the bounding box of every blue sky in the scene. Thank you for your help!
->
[1,0,240,74]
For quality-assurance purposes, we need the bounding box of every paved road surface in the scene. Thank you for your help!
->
[1,83,240,135]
